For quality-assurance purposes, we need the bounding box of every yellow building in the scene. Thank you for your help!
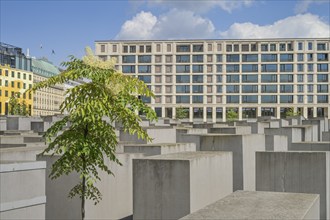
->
[0,64,33,115]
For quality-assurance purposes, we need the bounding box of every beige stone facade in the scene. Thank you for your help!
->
[95,38,330,121]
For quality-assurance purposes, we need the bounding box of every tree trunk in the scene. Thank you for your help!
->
[82,172,86,220]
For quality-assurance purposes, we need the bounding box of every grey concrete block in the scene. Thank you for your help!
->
[256,151,330,220]
[0,161,46,219]
[180,191,320,220]
[200,134,265,191]
[210,126,251,135]
[265,135,288,151]
[323,131,330,141]
[123,143,196,156]
[290,142,330,151]
[0,146,45,161]
[133,151,233,220]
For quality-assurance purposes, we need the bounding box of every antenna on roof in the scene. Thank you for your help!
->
[26,48,30,57]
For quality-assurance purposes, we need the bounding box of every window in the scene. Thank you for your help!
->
[5,80,8,87]
[165,75,172,83]
[280,43,286,51]
[317,95,328,103]
[280,85,293,93]
[167,44,171,52]
[241,44,249,51]
[176,95,190,103]
[226,44,232,52]
[155,55,162,63]
[112,45,117,52]
[176,85,190,93]
[270,44,276,51]
[217,85,223,93]
[307,85,314,92]
[207,75,213,83]
[207,65,212,73]
[242,74,258,83]
[242,95,258,103]
[192,55,203,62]
[146,45,151,53]
[17,72,20,78]
[217,43,222,51]
[261,95,277,103]
[261,64,277,72]
[297,85,304,93]
[297,95,304,103]
[251,43,258,51]
[208,44,212,51]
[226,64,240,73]
[317,85,328,93]
[176,65,190,73]
[176,75,190,83]
[216,65,222,73]
[242,54,258,62]
[11,81,15,88]
[192,65,203,73]
[177,45,190,52]
[122,55,135,63]
[138,55,151,63]
[261,44,268,51]
[122,65,135,73]
[155,75,162,83]
[242,85,258,93]
[298,42,303,50]
[226,54,240,62]
[317,74,328,82]
[261,54,277,62]
[242,64,258,72]
[192,85,203,93]
[129,46,136,53]
[5,90,8,97]
[216,75,222,83]
[100,44,105,53]
[176,55,190,63]
[308,64,314,72]
[280,95,293,103]
[297,53,304,61]
[193,44,203,52]
[215,96,221,103]
[23,73,26,79]
[216,55,222,62]
[308,95,313,103]
[192,75,203,83]
[308,42,313,50]
[261,85,277,93]
[226,75,239,83]
[317,43,326,51]
[216,107,223,118]
[297,64,304,72]
[317,53,328,61]
[226,85,239,93]
[280,74,293,82]
[317,64,328,72]
[166,96,172,103]
[11,71,14,77]
[138,65,151,73]
[5,70,8,76]
[280,64,293,72]
[156,44,161,52]
[17,82,20,88]
[193,96,203,104]
[139,45,144,53]
[207,85,213,93]
[207,55,213,62]
[165,65,172,73]
[307,53,313,61]
[166,55,172,63]
[123,45,128,53]
[207,107,212,119]
[227,95,239,103]
[28,75,32,80]
[307,74,313,82]
[296,74,303,82]
[138,75,151,83]
[280,54,294,62]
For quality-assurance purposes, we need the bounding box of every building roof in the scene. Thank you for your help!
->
[32,58,60,78]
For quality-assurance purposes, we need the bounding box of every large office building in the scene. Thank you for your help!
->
[95,38,330,121]
[32,58,65,116]
[0,43,33,115]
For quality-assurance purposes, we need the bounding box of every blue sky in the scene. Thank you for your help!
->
[1,0,329,67]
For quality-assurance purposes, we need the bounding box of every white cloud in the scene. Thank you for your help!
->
[147,0,254,13]
[220,13,330,39]
[294,0,329,14]
[116,9,216,40]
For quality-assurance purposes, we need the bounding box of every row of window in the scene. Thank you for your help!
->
[121,63,329,73]
[100,42,328,54]
[149,95,329,104]
[0,69,32,80]
[152,85,329,94]
[136,74,329,84]
[120,53,329,64]
[0,79,32,89]
[0,90,32,99]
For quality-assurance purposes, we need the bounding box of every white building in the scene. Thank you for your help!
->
[95,38,330,122]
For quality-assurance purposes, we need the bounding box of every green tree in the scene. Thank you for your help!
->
[8,93,22,115]
[285,107,301,117]
[30,47,157,220]
[226,108,238,122]
[175,106,188,119]
[20,100,29,116]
